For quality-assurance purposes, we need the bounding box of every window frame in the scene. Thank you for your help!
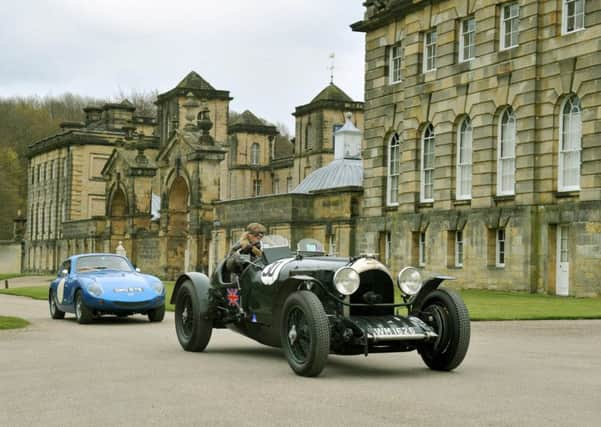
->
[250,143,260,166]
[456,117,472,200]
[389,44,403,84]
[455,230,464,268]
[459,16,476,62]
[386,133,401,206]
[558,95,582,192]
[253,179,262,196]
[419,231,426,266]
[497,108,517,196]
[420,124,435,203]
[496,228,506,267]
[500,2,520,50]
[562,0,585,34]
[423,30,437,73]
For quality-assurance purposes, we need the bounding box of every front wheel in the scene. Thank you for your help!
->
[49,291,65,319]
[174,280,212,351]
[148,305,165,322]
[74,290,94,324]
[281,291,330,377]
[417,287,470,371]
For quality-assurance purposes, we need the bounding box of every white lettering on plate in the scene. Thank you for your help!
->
[371,326,416,336]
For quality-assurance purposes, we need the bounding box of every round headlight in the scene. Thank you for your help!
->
[151,282,165,295]
[333,267,360,295]
[87,281,103,297]
[397,267,422,296]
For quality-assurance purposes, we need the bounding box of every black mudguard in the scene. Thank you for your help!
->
[410,276,454,314]
[171,272,213,316]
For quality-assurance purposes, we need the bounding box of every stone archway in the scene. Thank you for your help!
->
[166,176,190,278]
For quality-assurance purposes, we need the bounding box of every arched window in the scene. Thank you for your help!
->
[387,133,400,206]
[250,143,260,166]
[559,95,581,191]
[498,108,516,195]
[420,124,435,202]
[456,117,472,199]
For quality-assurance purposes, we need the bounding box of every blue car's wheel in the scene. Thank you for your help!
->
[74,290,94,324]
[174,280,212,351]
[281,291,330,377]
[148,305,165,322]
[48,291,65,319]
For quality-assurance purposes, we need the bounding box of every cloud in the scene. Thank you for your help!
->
[0,0,366,134]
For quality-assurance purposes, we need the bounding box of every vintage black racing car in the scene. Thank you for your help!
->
[171,236,470,377]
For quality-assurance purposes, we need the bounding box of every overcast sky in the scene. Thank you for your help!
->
[1,1,367,134]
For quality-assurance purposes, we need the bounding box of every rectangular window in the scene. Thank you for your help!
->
[387,134,400,206]
[563,0,585,34]
[496,228,506,267]
[253,180,262,196]
[273,178,280,195]
[500,3,519,50]
[423,30,437,72]
[286,177,293,193]
[419,231,426,266]
[459,17,476,62]
[455,230,464,267]
[389,44,402,83]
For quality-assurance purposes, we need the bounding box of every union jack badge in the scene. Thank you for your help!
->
[226,288,240,306]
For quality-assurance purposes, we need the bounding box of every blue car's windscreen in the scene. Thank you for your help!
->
[76,255,132,273]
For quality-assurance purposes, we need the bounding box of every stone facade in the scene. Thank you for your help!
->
[24,71,364,279]
[352,0,601,296]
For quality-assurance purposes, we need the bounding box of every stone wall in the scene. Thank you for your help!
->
[0,242,21,274]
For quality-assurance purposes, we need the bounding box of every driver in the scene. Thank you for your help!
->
[225,222,266,274]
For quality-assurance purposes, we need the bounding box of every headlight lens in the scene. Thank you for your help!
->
[87,281,103,297]
[333,267,360,295]
[151,282,165,295]
[397,267,423,296]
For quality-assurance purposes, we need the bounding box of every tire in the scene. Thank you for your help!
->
[74,290,94,324]
[174,280,212,352]
[148,305,165,322]
[49,291,65,319]
[281,291,330,377]
[417,287,470,371]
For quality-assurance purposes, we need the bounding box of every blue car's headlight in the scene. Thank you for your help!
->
[87,281,103,297]
[151,282,165,295]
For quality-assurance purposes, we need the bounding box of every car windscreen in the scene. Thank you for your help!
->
[76,255,132,273]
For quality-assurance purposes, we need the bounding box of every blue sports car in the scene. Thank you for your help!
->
[48,253,166,324]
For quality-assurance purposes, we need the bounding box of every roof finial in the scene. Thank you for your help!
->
[328,52,335,84]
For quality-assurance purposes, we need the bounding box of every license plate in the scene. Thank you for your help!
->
[370,326,416,337]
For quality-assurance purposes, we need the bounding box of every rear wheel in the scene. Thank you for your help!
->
[417,288,470,371]
[148,305,165,322]
[281,291,330,377]
[49,291,65,319]
[74,290,94,324]
[174,280,212,351]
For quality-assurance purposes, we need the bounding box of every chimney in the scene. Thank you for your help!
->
[83,106,103,126]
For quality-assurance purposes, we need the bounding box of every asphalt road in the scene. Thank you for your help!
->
[1,295,600,427]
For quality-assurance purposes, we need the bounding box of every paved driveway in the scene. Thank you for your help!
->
[1,295,600,427]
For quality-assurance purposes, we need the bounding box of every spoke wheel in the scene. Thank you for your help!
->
[174,280,212,352]
[417,288,470,371]
[281,291,330,377]
[49,292,65,319]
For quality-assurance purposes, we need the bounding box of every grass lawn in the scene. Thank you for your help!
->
[1,282,600,320]
[458,289,601,320]
[0,315,29,330]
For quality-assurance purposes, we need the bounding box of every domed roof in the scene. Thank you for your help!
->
[292,158,363,194]
[309,83,354,104]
